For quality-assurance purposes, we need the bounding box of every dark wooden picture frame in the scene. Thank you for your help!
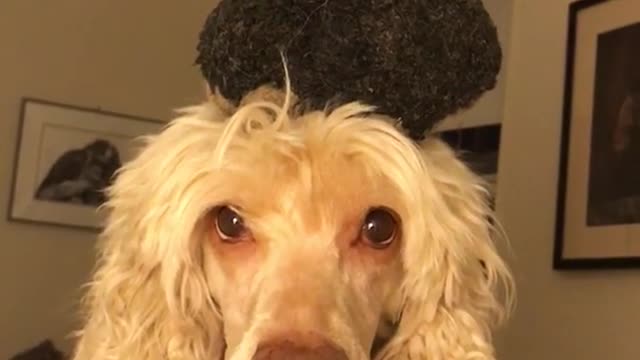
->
[8,98,163,231]
[554,0,640,269]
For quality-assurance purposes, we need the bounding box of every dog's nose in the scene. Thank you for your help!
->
[252,336,348,360]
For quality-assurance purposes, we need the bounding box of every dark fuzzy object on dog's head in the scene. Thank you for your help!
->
[196,0,501,140]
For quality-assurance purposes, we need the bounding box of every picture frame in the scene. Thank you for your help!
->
[554,0,640,269]
[8,98,164,231]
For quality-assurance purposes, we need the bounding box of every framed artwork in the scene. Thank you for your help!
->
[8,98,163,231]
[554,0,640,269]
[438,124,502,207]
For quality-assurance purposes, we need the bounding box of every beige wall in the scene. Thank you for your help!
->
[496,1,640,359]
[0,1,214,357]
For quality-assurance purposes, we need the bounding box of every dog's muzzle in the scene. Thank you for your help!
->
[252,333,348,360]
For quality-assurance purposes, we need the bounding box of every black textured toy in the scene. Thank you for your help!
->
[196,0,501,140]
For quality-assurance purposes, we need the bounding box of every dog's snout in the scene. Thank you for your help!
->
[252,336,348,360]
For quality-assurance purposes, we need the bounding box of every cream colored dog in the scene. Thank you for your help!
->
[73,78,513,360]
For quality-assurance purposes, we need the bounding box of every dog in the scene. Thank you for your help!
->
[72,79,514,359]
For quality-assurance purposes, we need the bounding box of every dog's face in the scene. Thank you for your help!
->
[201,123,409,359]
[73,90,512,360]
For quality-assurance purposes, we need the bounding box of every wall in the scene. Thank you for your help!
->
[0,1,215,358]
[496,1,640,359]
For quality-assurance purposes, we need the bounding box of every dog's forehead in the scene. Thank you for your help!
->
[220,131,403,224]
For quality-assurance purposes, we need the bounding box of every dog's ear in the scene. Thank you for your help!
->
[376,138,514,360]
[73,104,227,360]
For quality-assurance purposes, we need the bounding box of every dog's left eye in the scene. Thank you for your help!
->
[361,208,398,249]
[215,206,248,242]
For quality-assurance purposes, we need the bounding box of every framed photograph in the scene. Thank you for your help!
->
[438,124,501,207]
[9,98,163,231]
[555,0,640,269]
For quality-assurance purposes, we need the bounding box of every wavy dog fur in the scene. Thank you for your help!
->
[73,75,513,359]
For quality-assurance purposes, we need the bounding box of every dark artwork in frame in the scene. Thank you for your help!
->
[8,98,163,231]
[587,21,640,227]
[34,138,122,208]
[554,0,640,269]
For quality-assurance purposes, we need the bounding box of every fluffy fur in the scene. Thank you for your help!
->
[72,80,513,359]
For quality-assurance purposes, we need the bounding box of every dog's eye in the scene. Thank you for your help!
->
[361,208,398,248]
[216,206,247,242]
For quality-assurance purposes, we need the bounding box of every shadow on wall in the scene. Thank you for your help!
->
[9,340,66,360]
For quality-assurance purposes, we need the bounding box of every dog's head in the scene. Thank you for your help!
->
[73,84,513,360]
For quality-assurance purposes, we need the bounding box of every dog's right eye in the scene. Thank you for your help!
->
[215,206,248,242]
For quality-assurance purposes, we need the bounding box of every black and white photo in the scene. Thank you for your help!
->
[9,99,162,230]
[35,139,121,207]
